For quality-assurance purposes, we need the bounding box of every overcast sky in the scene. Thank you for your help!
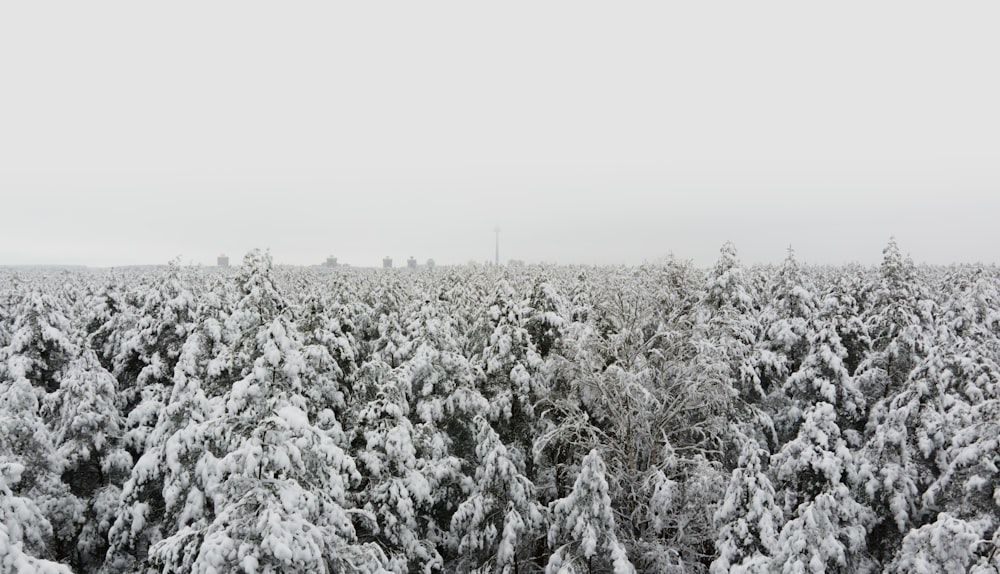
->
[1,1,997,268]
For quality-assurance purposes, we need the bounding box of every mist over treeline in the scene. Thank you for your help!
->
[1,239,999,573]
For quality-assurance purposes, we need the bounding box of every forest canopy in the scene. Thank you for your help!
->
[1,240,999,573]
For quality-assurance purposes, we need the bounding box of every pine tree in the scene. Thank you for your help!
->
[783,318,865,439]
[116,260,197,460]
[0,353,77,569]
[856,238,930,404]
[818,268,870,379]
[145,250,388,572]
[45,348,131,570]
[545,449,636,574]
[525,280,567,360]
[771,403,873,573]
[711,437,782,573]
[761,248,815,375]
[450,416,543,574]
[350,366,443,573]
[886,513,991,574]
[103,324,218,572]
[0,461,72,574]
[298,291,358,434]
[700,243,762,402]
[479,279,546,460]
[3,289,77,394]
[150,316,385,572]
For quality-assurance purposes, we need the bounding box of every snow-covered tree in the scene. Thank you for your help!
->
[699,243,763,402]
[141,250,387,572]
[103,323,218,572]
[450,416,543,573]
[771,402,873,573]
[115,261,197,459]
[856,238,930,404]
[0,461,72,574]
[782,318,865,439]
[297,292,358,431]
[759,247,815,377]
[526,280,567,360]
[150,316,384,572]
[479,279,547,459]
[545,449,636,574]
[351,365,443,573]
[886,513,991,574]
[44,348,131,570]
[0,356,77,568]
[711,437,782,573]
[818,268,871,378]
[2,289,76,394]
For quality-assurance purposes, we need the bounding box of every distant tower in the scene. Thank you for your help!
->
[494,225,501,266]
[325,255,338,268]
[407,256,417,269]
[426,258,435,269]
[383,256,393,269]
[217,254,229,267]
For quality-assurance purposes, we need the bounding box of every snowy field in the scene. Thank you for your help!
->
[2,240,999,573]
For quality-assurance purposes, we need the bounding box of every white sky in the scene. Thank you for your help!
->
[1,1,998,267]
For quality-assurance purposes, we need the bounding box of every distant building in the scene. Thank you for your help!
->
[426,258,435,269]
[325,256,338,268]
[217,254,229,267]
[383,256,393,269]
[407,256,417,269]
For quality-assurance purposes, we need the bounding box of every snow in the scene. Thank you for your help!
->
[2,243,1000,571]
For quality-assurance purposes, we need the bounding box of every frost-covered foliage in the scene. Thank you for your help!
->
[451,416,543,574]
[350,365,442,573]
[772,402,874,573]
[45,349,131,571]
[711,436,782,573]
[886,513,991,574]
[1,239,1000,572]
[3,289,77,394]
[546,449,635,574]
[0,462,72,574]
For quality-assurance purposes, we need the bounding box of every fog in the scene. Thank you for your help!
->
[2,1,998,267]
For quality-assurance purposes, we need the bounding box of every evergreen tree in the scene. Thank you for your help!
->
[116,260,197,460]
[45,349,131,570]
[450,416,543,574]
[479,279,547,457]
[699,243,762,402]
[0,355,78,569]
[856,238,929,404]
[103,325,218,572]
[818,268,870,378]
[3,289,76,394]
[525,280,567,360]
[150,315,384,572]
[771,403,873,573]
[710,437,782,573]
[783,318,865,439]
[886,513,991,574]
[760,247,815,377]
[145,251,387,572]
[351,366,443,573]
[297,291,358,433]
[0,461,72,574]
[545,449,636,574]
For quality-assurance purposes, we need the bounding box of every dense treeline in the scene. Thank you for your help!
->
[1,239,999,573]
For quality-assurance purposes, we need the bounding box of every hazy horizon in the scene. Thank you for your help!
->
[2,1,997,269]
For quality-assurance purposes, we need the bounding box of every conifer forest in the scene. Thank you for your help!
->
[3,239,1000,573]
